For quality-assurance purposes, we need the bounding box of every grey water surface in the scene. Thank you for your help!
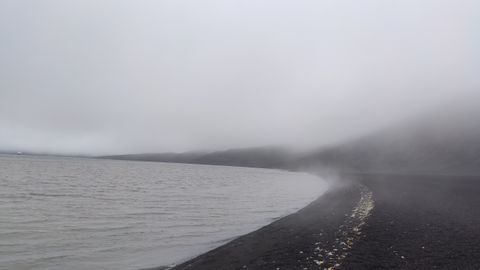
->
[0,154,326,270]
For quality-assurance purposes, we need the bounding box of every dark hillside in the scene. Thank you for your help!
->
[104,98,480,175]
[298,99,480,175]
[103,147,295,169]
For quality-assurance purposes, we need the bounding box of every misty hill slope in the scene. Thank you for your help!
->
[104,99,480,175]
[102,147,295,169]
[298,99,480,175]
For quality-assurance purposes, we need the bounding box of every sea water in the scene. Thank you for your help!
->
[0,154,326,270]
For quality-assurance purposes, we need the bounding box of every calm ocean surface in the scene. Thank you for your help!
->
[0,154,326,270]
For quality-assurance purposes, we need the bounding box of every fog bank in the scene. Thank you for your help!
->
[1,0,479,155]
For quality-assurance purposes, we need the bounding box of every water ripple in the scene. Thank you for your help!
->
[0,154,326,270]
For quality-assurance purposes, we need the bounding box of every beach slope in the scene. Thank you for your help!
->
[171,182,361,270]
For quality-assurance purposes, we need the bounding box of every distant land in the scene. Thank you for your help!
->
[101,147,296,170]
[103,99,480,176]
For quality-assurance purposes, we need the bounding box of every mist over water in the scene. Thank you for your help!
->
[0,155,326,270]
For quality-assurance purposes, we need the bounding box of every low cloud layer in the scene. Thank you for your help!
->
[1,0,479,155]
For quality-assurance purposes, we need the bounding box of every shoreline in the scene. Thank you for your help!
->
[167,179,362,270]
[141,169,331,270]
[150,172,480,269]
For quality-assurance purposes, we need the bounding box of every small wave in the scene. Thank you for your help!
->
[28,192,87,198]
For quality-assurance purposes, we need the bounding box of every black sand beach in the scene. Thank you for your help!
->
[341,174,480,269]
[168,173,480,270]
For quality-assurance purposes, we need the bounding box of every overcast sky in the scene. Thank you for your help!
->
[0,0,479,155]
